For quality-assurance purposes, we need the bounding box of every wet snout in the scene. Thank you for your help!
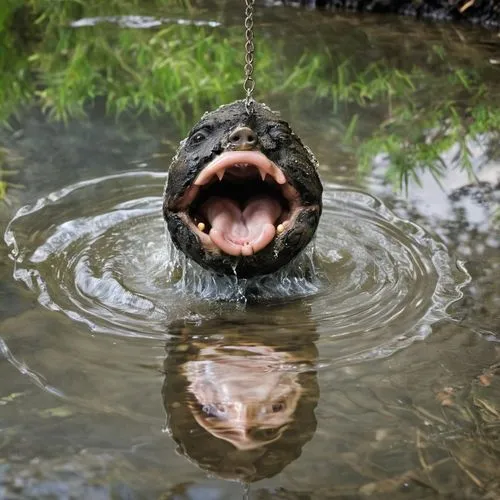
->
[228,126,258,150]
[196,400,286,450]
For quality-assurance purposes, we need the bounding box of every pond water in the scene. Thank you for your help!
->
[0,3,499,499]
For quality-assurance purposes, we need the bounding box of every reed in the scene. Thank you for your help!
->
[0,0,499,199]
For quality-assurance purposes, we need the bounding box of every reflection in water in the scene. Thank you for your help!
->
[70,15,221,28]
[4,172,469,363]
[162,310,319,482]
[1,1,500,191]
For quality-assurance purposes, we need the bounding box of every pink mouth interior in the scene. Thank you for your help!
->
[201,195,281,257]
[179,150,300,257]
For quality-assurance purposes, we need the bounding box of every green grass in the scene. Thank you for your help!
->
[348,77,500,190]
[0,0,499,196]
[0,148,21,202]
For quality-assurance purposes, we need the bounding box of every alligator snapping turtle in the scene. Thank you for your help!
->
[163,100,322,278]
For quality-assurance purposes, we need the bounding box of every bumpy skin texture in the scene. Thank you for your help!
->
[163,100,322,278]
[294,0,500,26]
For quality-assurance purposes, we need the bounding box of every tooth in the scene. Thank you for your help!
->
[276,224,285,234]
[216,168,225,181]
[197,222,206,232]
[260,169,267,181]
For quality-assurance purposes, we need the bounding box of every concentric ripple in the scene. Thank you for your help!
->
[4,171,469,361]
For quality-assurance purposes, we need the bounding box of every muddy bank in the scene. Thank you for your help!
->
[280,0,500,27]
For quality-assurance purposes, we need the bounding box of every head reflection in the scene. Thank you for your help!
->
[162,308,319,482]
[186,344,303,451]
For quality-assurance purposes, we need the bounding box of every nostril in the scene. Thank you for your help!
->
[229,127,257,147]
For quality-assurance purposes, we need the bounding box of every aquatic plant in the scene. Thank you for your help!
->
[343,56,500,189]
[0,0,499,193]
[348,100,500,190]
[0,147,22,202]
[0,2,330,129]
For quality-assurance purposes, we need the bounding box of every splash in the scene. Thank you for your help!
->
[164,227,323,302]
[4,171,469,362]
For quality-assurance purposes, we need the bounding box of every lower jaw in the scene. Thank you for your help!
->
[167,206,320,278]
[179,205,306,255]
[194,248,295,279]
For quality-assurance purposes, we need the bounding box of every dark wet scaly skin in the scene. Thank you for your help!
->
[163,100,322,278]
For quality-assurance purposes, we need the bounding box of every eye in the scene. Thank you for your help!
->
[268,124,291,142]
[200,403,217,417]
[260,400,286,416]
[201,403,227,419]
[272,401,286,413]
[190,128,210,145]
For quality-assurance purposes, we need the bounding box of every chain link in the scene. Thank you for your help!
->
[244,0,256,115]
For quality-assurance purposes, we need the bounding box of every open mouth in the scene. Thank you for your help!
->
[173,151,302,256]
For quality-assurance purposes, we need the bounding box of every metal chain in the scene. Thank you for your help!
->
[243,0,256,115]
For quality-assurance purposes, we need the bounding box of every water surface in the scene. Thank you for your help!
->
[0,3,499,499]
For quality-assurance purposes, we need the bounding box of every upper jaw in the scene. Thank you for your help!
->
[194,151,287,186]
[170,149,306,258]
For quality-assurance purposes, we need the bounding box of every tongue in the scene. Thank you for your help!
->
[201,196,281,256]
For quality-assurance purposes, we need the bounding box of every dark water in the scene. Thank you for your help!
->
[1,4,499,500]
